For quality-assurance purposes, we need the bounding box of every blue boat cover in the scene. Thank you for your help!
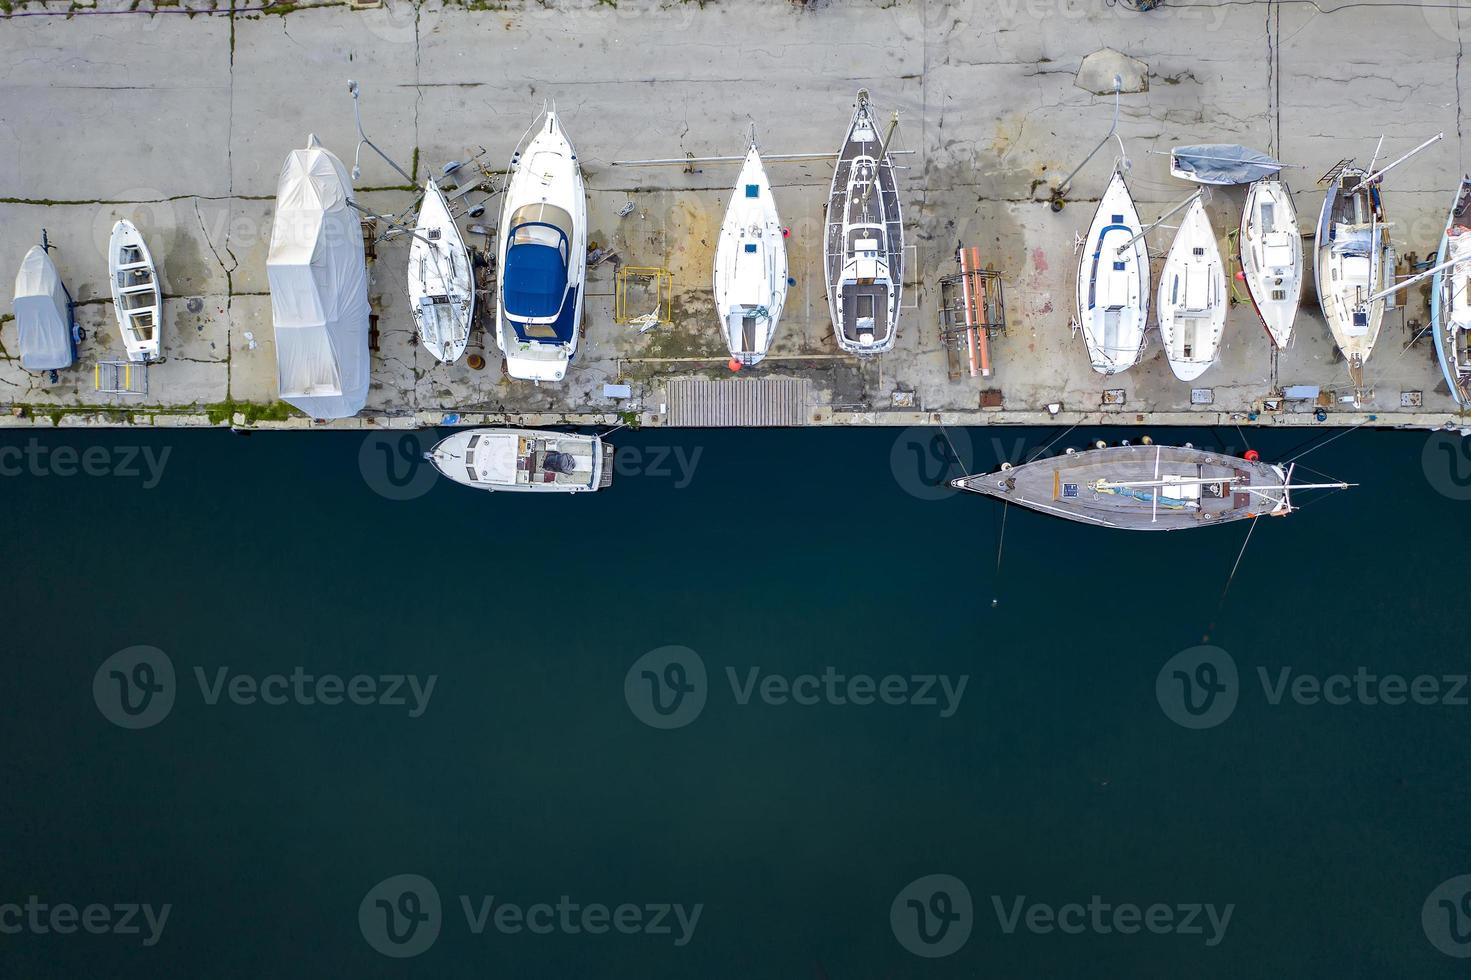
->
[1171,144,1283,185]
[510,286,579,344]
[503,224,569,319]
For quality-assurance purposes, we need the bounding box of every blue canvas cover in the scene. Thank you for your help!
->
[1170,144,1283,185]
[503,224,569,319]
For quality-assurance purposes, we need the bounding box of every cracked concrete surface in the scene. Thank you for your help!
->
[0,0,1468,428]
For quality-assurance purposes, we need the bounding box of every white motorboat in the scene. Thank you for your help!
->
[1433,176,1471,406]
[107,219,162,362]
[495,110,586,383]
[714,140,787,367]
[1239,178,1302,348]
[409,178,474,365]
[1075,168,1150,374]
[1156,196,1227,382]
[823,91,903,355]
[425,428,613,493]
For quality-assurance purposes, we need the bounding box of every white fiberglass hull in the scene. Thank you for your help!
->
[1433,177,1471,406]
[426,427,611,493]
[1314,169,1388,385]
[1156,197,1226,382]
[495,111,587,382]
[1239,178,1302,348]
[714,145,787,367]
[410,179,474,364]
[1075,170,1150,375]
[108,219,162,362]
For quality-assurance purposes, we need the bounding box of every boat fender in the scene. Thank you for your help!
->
[727,358,743,373]
[1000,462,1013,471]
[1094,440,1106,450]
[1141,435,1154,445]
[1183,442,1194,449]
[1121,439,1131,447]
[1065,447,1076,455]
[1244,450,1260,462]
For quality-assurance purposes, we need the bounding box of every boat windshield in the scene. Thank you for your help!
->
[504,207,572,323]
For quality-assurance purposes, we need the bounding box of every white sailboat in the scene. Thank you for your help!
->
[1432,177,1471,406]
[714,139,787,368]
[1314,167,1391,387]
[424,428,613,493]
[496,110,587,382]
[1156,196,1226,381]
[107,219,162,362]
[823,92,903,355]
[409,178,473,364]
[1239,178,1302,348]
[1075,168,1149,375]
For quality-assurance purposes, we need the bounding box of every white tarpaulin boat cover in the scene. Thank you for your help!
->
[267,135,370,419]
[1170,144,1283,185]
[12,245,74,371]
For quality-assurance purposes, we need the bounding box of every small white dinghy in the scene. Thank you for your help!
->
[1156,196,1227,381]
[409,178,474,364]
[108,219,162,362]
[1239,178,1303,348]
[425,428,613,493]
[1075,168,1150,375]
[714,140,787,368]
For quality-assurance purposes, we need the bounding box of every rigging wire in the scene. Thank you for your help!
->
[1027,419,1082,463]
[1217,515,1260,612]
[1284,417,1373,464]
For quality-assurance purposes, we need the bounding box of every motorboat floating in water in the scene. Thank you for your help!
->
[13,232,79,373]
[1239,178,1303,348]
[496,111,586,382]
[823,91,903,355]
[107,219,162,362]
[1432,176,1471,407]
[1075,168,1149,374]
[714,137,787,368]
[951,444,1350,531]
[425,428,613,493]
[1156,196,1226,381]
[409,178,474,364]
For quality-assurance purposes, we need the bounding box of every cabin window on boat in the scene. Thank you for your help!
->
[521,323,560,339]
[509,204,574,250]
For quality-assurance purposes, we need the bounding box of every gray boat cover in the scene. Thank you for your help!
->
[266,135,370,419]
[1170,144,1283,185]
[12,246,74,370]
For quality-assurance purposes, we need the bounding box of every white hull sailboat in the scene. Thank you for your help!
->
[1239,179,1302,348]
[1314,167,1391,387]
[1075,169,1150,374]
[823,92,903,355]
[1156,196,1226,382]
[495,111,587,382]
[425,428,613,493]
[1433,177,1471,406]
[410,178,474,364]
[107,219,162,362]
[714,141,787,367]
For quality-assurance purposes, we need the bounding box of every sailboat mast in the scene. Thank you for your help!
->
[1363,132,1444,185]
[856,110,901,213]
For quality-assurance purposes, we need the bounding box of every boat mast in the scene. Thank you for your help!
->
[1050,74,1124,210]
[347,79,415,185]
[1363,132,1444,185]
[855,109,902,212]
[1115,188,1204,256]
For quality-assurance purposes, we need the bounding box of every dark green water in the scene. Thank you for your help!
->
[2,425,1469,977]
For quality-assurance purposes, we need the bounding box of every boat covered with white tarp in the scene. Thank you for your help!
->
[13,242,76,371]
[266,135,371,419]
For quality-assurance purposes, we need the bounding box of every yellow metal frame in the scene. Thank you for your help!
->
[614,266,673,326]
[94,361,146,395]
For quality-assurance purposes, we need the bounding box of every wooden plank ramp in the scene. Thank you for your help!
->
[666,377,812,426]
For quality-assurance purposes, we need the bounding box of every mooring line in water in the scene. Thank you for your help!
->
[1218,515,1260,611]
[1284,417,1372,464]
[993,502,1009,608]
[1027,420,1082,463]
[938,425,966,473]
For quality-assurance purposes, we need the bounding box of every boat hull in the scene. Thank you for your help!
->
[495,112,587,382]
[1432,177,1471,407]
[1314,169,1388,385]
[714,145,787,366]
[410,179,474,365]
[823,93,903,356]
[108,219,162,363]
[1075,170,1149,375]
[1239,178,1302,348]
[951,445,1289,531]
[426,428,611,493]
[1156,197,1226,382]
